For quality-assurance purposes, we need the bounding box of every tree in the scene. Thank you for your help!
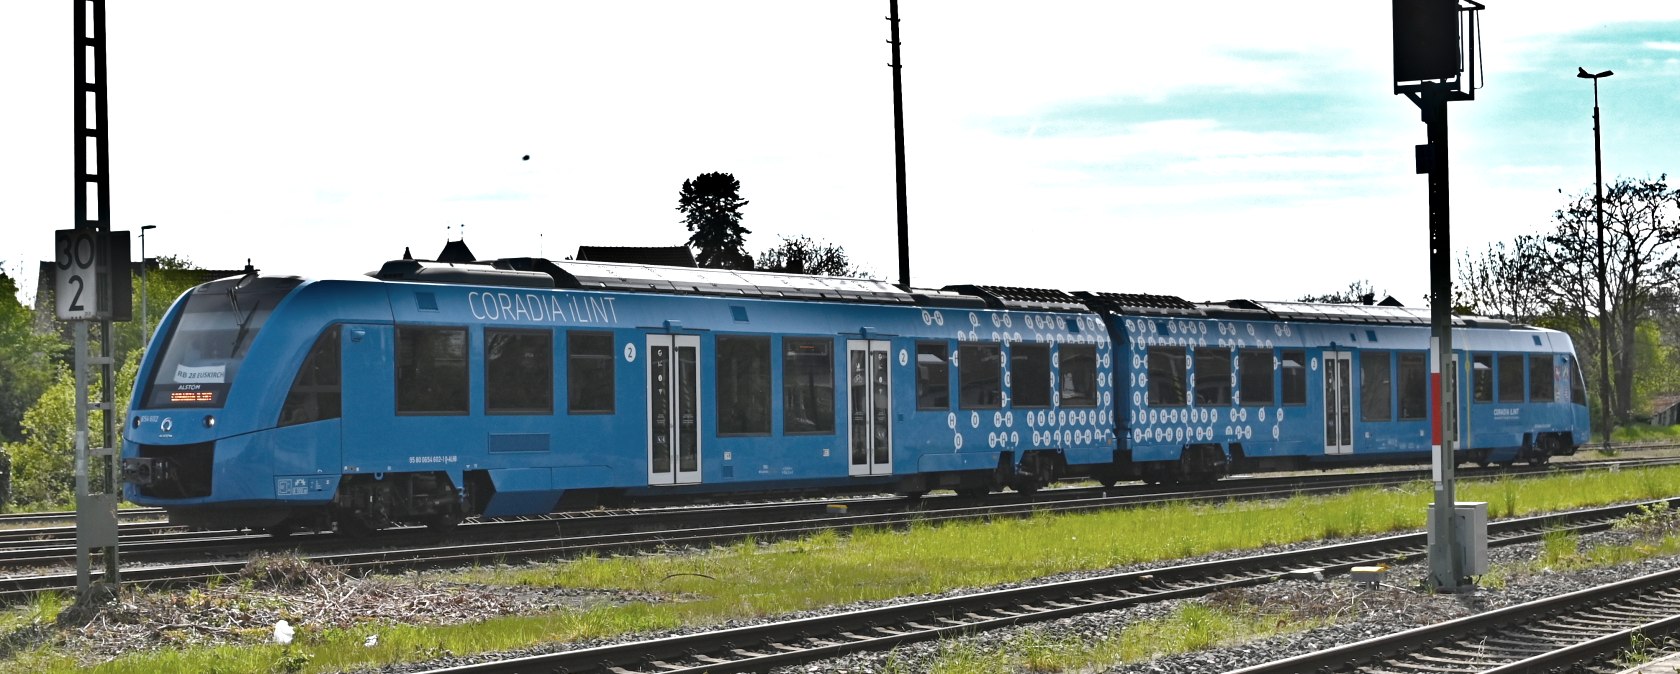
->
[1,256,202,508]
[1540,175,1680,424]
[756,235,870,278]
[677,172,753,270]
[1298,280,1388,304]
[1455,235,1554,323]
[0,267,62,444]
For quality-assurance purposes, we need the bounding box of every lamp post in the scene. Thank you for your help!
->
[1577,67,1613,450]
[140,224,156,344]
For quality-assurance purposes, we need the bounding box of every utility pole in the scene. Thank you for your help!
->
[887,0,911,291]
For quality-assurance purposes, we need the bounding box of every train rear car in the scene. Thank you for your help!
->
[1084,294,1589,484]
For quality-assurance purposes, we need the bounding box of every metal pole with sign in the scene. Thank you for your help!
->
[67,0,126,596]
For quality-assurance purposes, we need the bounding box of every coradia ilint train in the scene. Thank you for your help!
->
[121,256,1590,534]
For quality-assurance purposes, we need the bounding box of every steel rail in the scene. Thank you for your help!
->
[1232,565,1680,674]
[387,498,1680,674]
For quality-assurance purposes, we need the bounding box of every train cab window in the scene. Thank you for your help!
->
[280,325,341,426]
[916,342,950,410]
[1238,348,1273,406]
[1568,358,1587,405]
[395,326,468,415]
[1398,352,1427,420]
[1194,347,1232,406]
[567,331,614,414]
[1471,353,1493,403]
[1360,351,1393,422]
[958,343,1003,409]
[1011,343,1051,408]
[486,329,552,414]
[782,338,834,434]
[1280,350,1307,405]
[1529,354,1555,403]
[717,336,771,435]
[1147,346,1187,406]
[1059,344,1098,407]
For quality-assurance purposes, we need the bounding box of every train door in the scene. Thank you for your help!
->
[846,339,892,476]
[1322,350,1353,455]
[646,334,701,485]
[339,324,391,467]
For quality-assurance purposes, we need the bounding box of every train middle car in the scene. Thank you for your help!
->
[121,260,1121,533]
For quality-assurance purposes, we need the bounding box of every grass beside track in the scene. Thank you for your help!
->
[8,465,1680,674]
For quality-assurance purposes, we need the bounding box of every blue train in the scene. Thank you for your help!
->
[120,257,1589,534]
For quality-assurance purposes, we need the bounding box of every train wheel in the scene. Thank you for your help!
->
[1526,452,1550,467]
[263,525,293,539]
[425,512,462,535]
[334,513,379,538]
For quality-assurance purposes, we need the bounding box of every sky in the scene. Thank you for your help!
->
[3,1,1678,310]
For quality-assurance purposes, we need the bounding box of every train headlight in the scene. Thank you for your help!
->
[203,415,216,429]
[131,416,141,429]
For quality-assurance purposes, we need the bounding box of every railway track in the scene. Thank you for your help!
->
[0,470,1419,598]
[1232,565,1680,674]
[407,498,1680,674]
[1,457,1672,595]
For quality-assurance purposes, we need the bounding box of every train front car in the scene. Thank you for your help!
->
[121,273,377,534]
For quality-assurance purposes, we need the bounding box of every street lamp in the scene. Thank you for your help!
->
[1577,67,1613,450]
[140,225,157,345]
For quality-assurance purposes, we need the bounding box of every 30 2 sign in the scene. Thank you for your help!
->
[55,229,101,320]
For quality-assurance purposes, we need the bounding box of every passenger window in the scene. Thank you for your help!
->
[1398,352,1427,420]
[1238,348,1273,406]
[486,328,552,414]
[1194,347,1232,406]
[916,342,950,410]
[1360,351,1392,422]
[280,325,341,426]
[395,326,468,415]
[1280,350,1306,405]
[1011,343,1051,408]
[1059,344,1098,408]
[783,338,835,434]
[1529,354,1555,402]
[717,335,771,435]
[1147,346,1187,406]
[1471,353,1493,403]
[1498,353,1525,403]
[567,332,615,414]
[958,343,1003,409]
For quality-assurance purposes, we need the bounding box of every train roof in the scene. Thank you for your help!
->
[364,256,1528,330]
[372,258,918,305]
[1104,295,1520,330]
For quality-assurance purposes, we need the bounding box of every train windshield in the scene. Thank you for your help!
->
[144,275,302,408]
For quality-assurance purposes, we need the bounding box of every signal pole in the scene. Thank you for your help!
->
[1394,0,1483,593]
